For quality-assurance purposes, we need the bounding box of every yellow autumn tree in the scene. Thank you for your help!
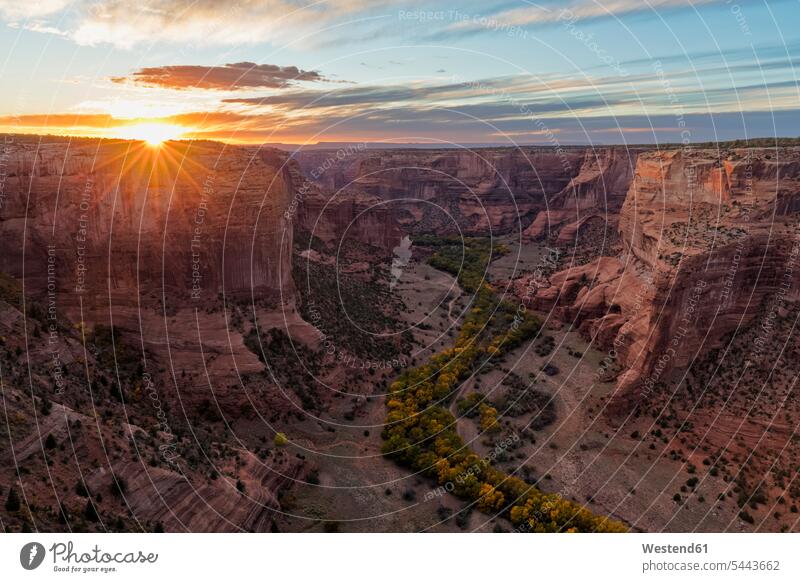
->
[477,483,505,512]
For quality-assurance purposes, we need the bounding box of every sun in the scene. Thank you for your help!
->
[117,123,186,146]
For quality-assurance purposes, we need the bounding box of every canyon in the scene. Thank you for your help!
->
[509,147,800,407]
[2,135,799,532]
[293,145,640,239]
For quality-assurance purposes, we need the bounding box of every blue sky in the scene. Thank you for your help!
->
[0,0,797,144]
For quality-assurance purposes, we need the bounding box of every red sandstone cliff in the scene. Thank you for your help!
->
[0,136,317,532]
[293,146,640,238]
[508,147,800,410]
[0,137,316,408]
[0,138,295,306]
[284,161,402,252]
[523,147,638,242]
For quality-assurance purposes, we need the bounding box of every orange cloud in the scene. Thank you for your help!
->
[112,62,330,91]
[0,110,300,143]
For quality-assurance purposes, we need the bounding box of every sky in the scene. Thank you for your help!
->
[0,0,798,145]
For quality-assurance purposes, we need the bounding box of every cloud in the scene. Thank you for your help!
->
[0,0,71,20]
[0,113,117,128]
[220,55,800,122]
[223,83,461,109]
[72,0,314,47]
[223,82,617,120]
[446,0,726,33]
[0,110,286,140]
[223,74,608,111]
[112,62,329,91]
[0,0,755,50]
[0,0,406,48]
[4,105,800,146]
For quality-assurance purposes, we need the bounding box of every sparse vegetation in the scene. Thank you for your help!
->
[382,237,625,532]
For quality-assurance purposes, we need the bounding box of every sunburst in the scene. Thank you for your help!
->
[117,123,186,146]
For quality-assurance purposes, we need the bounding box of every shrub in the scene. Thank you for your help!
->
[84,500,99,522]
[110,473,128,498]
[75,480,90,497]
[5,487,20,512]
[381,243,626,533]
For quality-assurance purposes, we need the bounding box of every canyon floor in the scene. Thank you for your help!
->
[1,228,792,533]
[270,238,756,532]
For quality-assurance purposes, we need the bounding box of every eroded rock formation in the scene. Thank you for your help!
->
[0,138,295,307]
[508,147,800,411]
[293,146,640,238]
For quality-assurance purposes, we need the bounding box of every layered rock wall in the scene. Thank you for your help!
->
[293,146,640,237]
[509,147,800,411]
[0,138,295,309]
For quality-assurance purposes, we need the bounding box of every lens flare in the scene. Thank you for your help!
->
[117,123,185,146]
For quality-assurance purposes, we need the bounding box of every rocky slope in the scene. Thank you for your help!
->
[0,136,418,533]
[0,137,315,532]
[293,146,640,238]
[4,136,800,532]
[285,161,402,252]
[0,268,305,533]
[0,136,320,405]
[507,147,800,411]
[0,137,294,305]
